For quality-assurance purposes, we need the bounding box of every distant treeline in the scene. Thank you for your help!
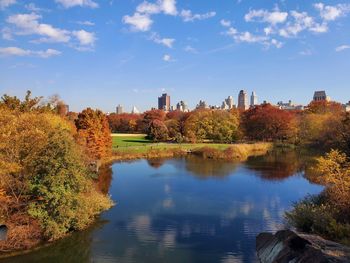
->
[108,101,350,153]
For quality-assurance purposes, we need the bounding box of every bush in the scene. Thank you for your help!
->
[285,194,350,245]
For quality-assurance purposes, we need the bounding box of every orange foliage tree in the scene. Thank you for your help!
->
[75,108,112,161]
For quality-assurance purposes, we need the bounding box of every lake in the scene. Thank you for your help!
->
[1,150,323,263]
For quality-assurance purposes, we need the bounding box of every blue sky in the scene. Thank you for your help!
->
[0,0,350,112]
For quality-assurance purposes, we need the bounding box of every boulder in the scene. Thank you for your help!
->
[256,230,350,263]
[0,225,7,241]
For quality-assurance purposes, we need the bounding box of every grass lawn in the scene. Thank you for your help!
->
[112,134,152,148]
[112,133,234,154]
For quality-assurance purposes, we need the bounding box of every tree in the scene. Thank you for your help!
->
[148,119,168,142]
[184,109,240,143]
[75,108,112,161]
[0,108,112,244]
[242,104,297,141]
[305,101,343,114]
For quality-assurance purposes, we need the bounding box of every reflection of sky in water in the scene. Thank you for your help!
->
[90,157,322,263]
[2,155,323,263]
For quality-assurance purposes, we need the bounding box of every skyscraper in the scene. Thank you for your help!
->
[116,104,123,114]
[176,101,189,112]
[238,90,249,110]
[225,96,234,109]
[158,93,171,111]
[250,92,258,107]
[313,91,330,102]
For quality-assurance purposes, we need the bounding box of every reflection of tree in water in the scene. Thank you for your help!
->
[147,158,166,169]
[97,165,113,195]
[184,156,238,178]
[1,220,108,263]
[245,149,304,181]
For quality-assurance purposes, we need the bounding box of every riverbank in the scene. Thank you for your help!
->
[110,142,273,162]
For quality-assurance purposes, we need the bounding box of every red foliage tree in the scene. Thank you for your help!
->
[242,104,297,141]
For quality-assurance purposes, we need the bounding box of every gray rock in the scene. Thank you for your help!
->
[0,225,8,241]
[256,230,350,263]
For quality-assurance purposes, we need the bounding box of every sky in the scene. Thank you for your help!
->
[0,0,350,113]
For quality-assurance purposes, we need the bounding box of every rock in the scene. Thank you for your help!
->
[0,225,8,241]
[256,230,350,263]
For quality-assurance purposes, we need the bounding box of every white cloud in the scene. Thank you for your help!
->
[184,45,197,53]
[180,9,216,22]
[0,46,61,58]
[136,0,177,15]
[161,0,177,15]
[163,54,171,61]
[76,20,95,26]
[0,0,16,9]
[150,33,174,48]
[25,3,50,12]
[2,27,13,40]
[220,19,231,27]
[278,11,327,38]
[137,1,161,14]
[123,12,153,32]
[72,30,96,46]
[314,3,350,21]
[7,13,71,43]
[245,9,288,25]
[335,45,350,52]
[55,0,98,9]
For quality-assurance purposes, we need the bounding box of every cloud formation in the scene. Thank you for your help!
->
[123,0,215,31]
[0,46,61,58]
[55,0,98,9]
[335,45,350,52]
[5,13,96,49]
[150,33,175,48]
[0,0,15,9]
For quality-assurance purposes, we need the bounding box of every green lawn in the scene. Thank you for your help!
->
[112,134,152,148]
[112,133,232,153]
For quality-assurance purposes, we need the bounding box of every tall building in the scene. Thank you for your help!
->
[116,104,123,114]
[131,106,140,114]
[176,101,189,112]
[238,90,249,110]
[225,96,234,109]
[158,93,171,111]
[196,100,208,109]
[277,100,304,111]
[250,92,258,107]
[313,91,330,102]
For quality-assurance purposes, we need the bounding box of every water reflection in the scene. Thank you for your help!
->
[245,149,316,181]
[97,165,113,195]
[1,151,323,263]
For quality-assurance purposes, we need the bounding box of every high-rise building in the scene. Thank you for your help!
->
[158,93,171,111]
[131,106,140,114]
[225,96,234,109]
[176,101,189,112]
[238,90,249,110]
[277,100,304,111]
[196,100,208,109]
[116,104,123,114]
[250,92,258,107]
[313,91,330,102]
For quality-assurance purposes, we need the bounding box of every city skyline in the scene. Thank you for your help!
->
[1,0,350,112]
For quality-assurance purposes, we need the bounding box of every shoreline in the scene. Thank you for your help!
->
[0,142,272,257]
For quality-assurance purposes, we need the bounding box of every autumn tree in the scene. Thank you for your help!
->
[184,109,240,143]
[75,108,112,161]
[148,119,169,142]
[108,113,142,133]
[241,104,297,141]
[0,107,112,248]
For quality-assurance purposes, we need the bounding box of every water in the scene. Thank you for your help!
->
[1,151,323,263]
